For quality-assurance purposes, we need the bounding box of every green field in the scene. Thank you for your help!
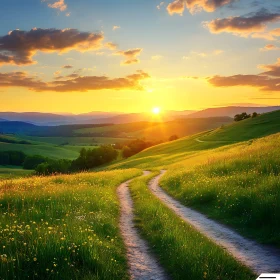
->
[105,110,280,246]
[0,169,141,279]
[75,118,233,141]
[1,110,280,278]
[0,166,33,179]
[129,173,254,280]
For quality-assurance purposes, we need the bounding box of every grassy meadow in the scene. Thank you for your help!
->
[105,111,280,246]
[1,110,280,278]
[0,166,33,180]
[129,173,255,280]
[0,169,141,279]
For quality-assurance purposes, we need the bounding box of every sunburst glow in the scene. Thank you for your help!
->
[152,107,161,115]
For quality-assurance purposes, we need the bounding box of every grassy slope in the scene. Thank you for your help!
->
[20,136,129,146]
[0,169,141,279]
[105,110,280,246]
[129,173,255,280]
[75,118,233,141]
[200,110,280,142]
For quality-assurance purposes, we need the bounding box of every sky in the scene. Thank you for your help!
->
[1,0,280,113]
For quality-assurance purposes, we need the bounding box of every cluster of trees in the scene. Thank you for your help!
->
[0,145,118,175]
[234,112,259,122]
[0,151,26,166]
[35,145,117,175]
[119,139,161,158]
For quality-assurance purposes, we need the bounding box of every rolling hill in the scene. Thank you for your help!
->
[187,106,280,118]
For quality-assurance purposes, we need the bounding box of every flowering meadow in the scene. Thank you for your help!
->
[161,134,280,246]
[0,169,141,279]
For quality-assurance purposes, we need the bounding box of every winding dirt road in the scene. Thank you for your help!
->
[117,171,169,280]
[148,170,280,275]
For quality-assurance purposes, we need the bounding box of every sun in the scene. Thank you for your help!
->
[152,107,161,115]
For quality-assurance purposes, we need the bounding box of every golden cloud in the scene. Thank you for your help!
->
[0,28,104,66]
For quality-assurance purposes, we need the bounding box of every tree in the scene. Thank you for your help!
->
[122,146,133,158]
[252,112,258,118]
[23,155,48,170]
[169,135,179,141]
[234,112,251,122]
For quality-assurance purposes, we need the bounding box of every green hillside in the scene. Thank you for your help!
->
[104,110,280,247]
[200,110,280,142]
[75,117,233,141]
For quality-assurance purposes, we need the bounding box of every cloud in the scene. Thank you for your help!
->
[205,9,280,38]
[47,0,67,11]
[0,70,150,92]
[113,26,120,31]
[183,49,224,59]
[167,0,235,15]
[0,28,104,66]
[157,2,165,10]
[115,48,143,65]
[260,44,279,51]
[208,57,280,91]
[62,65,73,69]
[260,58,280,77]
[105,42,118,50]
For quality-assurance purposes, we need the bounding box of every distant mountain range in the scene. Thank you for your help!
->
[0,110,196,126]
[186,106,280,118]
[0,106,279,126]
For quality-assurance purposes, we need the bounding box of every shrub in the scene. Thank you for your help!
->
[23,155,48,170]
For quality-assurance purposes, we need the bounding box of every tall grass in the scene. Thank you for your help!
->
[161,134,280,246]
[0,169,141,279]
[129,173,255,280]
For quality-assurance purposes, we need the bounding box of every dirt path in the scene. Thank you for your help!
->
[149,170,280,275]
[117,171,169,280]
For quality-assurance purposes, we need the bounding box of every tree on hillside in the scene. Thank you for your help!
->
[169,135,179,141]
[252,112,259,118]
[234,112,251,122]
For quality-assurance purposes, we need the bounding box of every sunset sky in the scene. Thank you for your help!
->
[1,0,280,113]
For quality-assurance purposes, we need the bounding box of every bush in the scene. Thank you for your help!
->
[169,135,179,141]
[23,155,48,170]
[35,159,72,175]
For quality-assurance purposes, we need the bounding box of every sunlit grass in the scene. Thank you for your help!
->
[161,134,280,246]
[129,173,255,280]
[0,169,141,279]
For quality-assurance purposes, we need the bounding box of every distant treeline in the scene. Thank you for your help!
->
[1,136,180,176]
[0,145,118,175]
[116,136,178,158]
[0,136,31,145]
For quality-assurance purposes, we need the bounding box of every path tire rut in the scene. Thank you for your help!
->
[117,171,169,280]
[148,170,280,275]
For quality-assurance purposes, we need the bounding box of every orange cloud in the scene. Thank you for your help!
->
[0,28,104,66]
[208,58,280,91]
[47,0,67,11]
[167,0,234,15]
[0,70,150,92]
[205,9,280,37]
[115,48,143,65]
[105,42,118,50]
[113,26,120,31]
[62,65,73,69]
[260,44,279,51]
